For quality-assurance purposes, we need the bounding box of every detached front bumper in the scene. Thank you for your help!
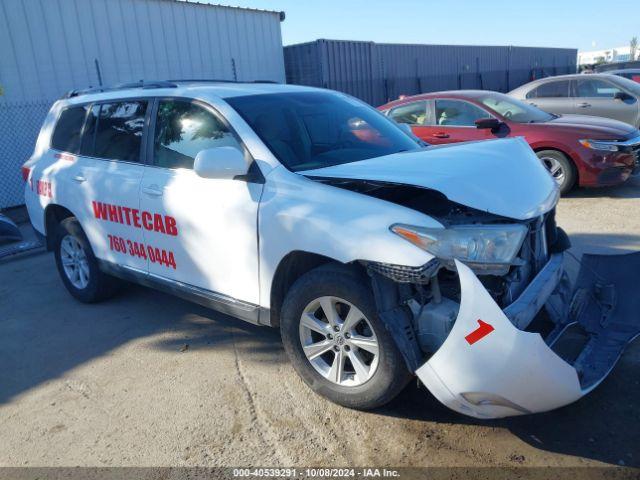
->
[415,253,640,419]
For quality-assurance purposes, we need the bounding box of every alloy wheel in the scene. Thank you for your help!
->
[299,296,379,387]
[60,235,90,289]
[539,154,566,187]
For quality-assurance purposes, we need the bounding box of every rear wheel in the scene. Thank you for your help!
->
[280,263,411,410]
[54,217,120,303]
[536,149,576,194]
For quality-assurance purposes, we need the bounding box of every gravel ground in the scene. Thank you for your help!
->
[0,177,639,469]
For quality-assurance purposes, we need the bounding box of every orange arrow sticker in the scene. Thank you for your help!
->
[465,319,495,345]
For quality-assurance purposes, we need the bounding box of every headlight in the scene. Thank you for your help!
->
[391,223,527,274]
[579,139,619,152]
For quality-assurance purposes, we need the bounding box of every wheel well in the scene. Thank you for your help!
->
[269,251,349,328]
[533,147,579,182]
[44,205,75,250]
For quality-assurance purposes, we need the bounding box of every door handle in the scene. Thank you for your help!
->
[529,102,537,107]
[142,185,163,197]
[432,132,450,138]
[578,102,591,108]
[72,175,86,183]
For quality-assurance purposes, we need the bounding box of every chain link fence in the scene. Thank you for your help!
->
[0,100,53,209]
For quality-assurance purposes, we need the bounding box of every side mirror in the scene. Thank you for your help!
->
[475,117,503,130]
[614,91,633,101]
[194,147,248,179]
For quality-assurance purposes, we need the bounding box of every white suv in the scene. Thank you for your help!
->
[23,81,638,418]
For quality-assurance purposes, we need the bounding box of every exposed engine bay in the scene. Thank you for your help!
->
[316,177,571,355]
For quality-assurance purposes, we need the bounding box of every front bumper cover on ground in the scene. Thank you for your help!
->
[415,253,640,419]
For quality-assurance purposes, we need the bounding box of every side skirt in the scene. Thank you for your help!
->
[97,260,271,326]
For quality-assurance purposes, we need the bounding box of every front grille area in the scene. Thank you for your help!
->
[617,136,640,173]
[367,258,440,284]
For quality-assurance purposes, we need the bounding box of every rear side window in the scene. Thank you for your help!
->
[388,101,428,125]
[82,101,147,162]
[526,80,570,99]
[153,100,242,170]
[51,106,89,153]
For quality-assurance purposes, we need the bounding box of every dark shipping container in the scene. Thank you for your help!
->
[285,39,577,106]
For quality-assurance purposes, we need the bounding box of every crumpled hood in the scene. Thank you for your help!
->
[301,137,559,221]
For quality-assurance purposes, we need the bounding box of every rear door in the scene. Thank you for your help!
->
[575,78,639,125]
[525,79,574,116]
[139,98,262,305]
[56,100,149,271]
[419,99,497,144]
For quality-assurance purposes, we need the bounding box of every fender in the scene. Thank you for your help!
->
[257,165,440,310]
[529,140,582,168]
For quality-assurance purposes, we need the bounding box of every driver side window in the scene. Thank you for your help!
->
[432,99,488,126]
[576,79,623,98]
[153,100,242,170]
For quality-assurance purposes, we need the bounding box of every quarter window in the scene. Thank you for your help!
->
[433,99,488,126]
[153,100,242,170]
[576,79,623,98]
[51,106,89,154]
[527,81,570,99]
[82,101,147,162]
[388,101,427,125]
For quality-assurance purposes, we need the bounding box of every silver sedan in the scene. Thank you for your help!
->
[509,73,640,128]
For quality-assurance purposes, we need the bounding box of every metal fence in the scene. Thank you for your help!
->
[285,40,578,106]
[0,101,52,209]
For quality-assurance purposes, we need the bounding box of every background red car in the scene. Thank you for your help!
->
[379,91,640,193]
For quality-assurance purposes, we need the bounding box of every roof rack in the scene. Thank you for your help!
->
[62,78,281,99]
[63,80,178,99]
[167,78,280,84]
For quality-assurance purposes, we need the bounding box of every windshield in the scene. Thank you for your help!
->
[477,92,555,123]
[226,91,420,171]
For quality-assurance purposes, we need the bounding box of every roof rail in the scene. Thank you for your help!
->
[63,80,178,99]
[167,78,280,84]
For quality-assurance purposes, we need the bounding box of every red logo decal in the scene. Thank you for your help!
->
[465,319,494,345]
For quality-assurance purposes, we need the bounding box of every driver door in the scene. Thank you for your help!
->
[575,78,639,125]
[139,98,263,305]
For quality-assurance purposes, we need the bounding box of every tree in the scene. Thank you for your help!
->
[631,37,638,62]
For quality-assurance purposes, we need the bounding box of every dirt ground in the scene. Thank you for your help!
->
[0,177,639,469]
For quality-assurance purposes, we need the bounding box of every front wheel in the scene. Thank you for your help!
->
[280,263,411,410]
[536,149,576,194]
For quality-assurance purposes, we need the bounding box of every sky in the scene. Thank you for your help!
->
[199,0,639,52]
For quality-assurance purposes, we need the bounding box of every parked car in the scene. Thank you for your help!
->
[23,81,639,419]
[607,68,640,84]
[509,74,640,128]
[379,90,640,193]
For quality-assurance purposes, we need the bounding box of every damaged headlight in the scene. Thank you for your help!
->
[391,223,527,274]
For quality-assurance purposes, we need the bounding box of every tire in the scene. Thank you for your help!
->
[54,217,120,303]
[536,149,577,194]
[280,263,412,410]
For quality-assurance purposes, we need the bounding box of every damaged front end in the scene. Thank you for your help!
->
[364,209,640,419]
[307,139,638,418]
